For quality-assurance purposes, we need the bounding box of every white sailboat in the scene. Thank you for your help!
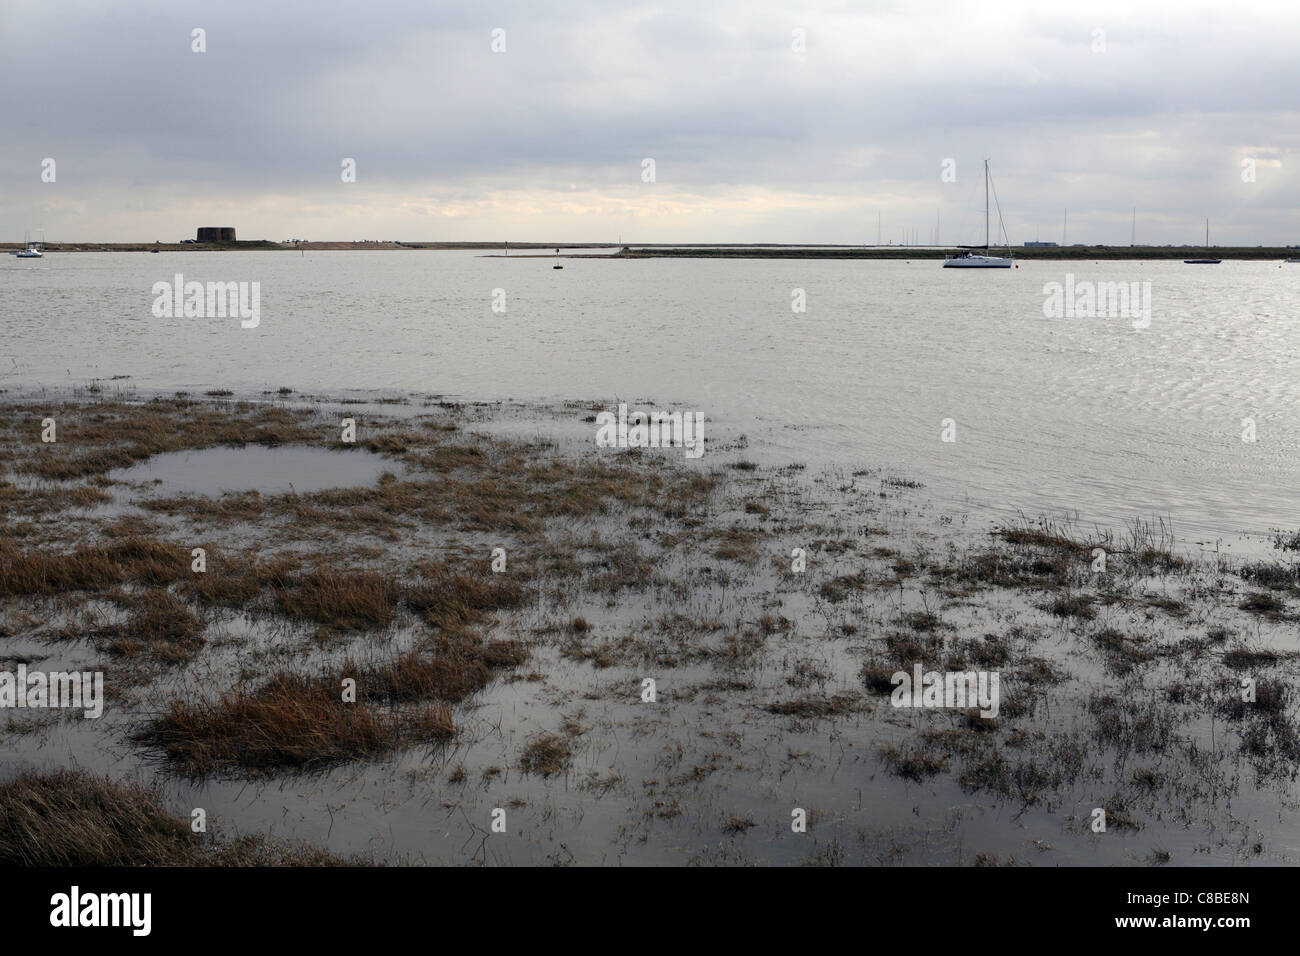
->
[943,160,1013,268]
[14,231,43,258]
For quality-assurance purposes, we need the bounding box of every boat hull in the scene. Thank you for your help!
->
[943,256,1012,268]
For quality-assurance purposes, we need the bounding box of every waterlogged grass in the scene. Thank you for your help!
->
[97,590,205,664]
[406,562,528,631]
[519,733,574,776]
[277,568,401,630]
[3,395,1300,864]
[0,397,725,783]
[766,693,861,719]
[12,399,317,480]
[0,537,191,596]
[0,769,359,866]
[137,635,528,776]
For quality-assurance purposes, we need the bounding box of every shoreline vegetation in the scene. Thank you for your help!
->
[5,241,1299,260]
[1,392,1298,865]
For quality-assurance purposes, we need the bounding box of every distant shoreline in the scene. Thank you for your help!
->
[5,241,1298,260]
[608,246,1300,261]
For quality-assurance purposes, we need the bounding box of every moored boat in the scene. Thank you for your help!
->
[943,160,1013,268]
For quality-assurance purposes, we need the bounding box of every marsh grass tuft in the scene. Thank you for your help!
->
[138,639,521,775]
[519,733,573,776]
[278,568,400,630]
[0,537,190,596]
[99,590,205,664]
[879,744,946,781]
[0,769,357,865]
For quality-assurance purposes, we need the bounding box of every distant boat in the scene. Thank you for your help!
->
[14,230,43,258]
[1185,219,1220,263]
[552,247,563,270]
[1284,258,1300,263]
[943,160,1013,268]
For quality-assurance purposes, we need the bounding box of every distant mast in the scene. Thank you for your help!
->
[984,159,990,249]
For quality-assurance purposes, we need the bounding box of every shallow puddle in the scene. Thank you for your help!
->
[109,445,396,496]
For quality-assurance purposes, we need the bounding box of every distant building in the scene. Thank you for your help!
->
[196,226,236,242]
[1024,241,1058,247]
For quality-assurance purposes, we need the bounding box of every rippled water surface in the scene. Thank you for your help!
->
[4,251,1298,546]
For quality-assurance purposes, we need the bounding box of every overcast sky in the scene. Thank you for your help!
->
[2,0,1297,244]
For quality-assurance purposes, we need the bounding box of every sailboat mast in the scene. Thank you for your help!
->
[1206,219,1209,247]
[984,160,990,249]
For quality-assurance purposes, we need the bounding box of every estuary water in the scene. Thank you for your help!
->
[3,250,1298,550]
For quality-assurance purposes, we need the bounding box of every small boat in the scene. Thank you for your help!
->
[1284,258,1300,263]
[15,231,43,258]
[943,160,1013,268]
[552,247,563,269]
[1185,219,1220,263]
[944,251,1013,268]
